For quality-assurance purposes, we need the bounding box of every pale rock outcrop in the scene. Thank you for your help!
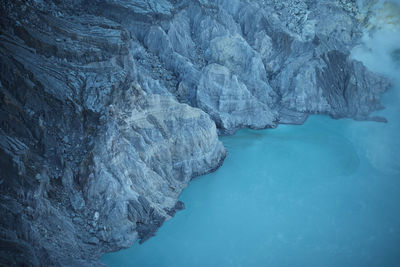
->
[197,63,277,133]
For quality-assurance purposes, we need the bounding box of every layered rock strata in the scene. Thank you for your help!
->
[0,0,389,265]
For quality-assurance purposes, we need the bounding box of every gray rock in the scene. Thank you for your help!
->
[0,0,390,266]
[197,63,277,133]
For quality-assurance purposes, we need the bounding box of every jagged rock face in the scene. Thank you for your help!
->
[84,93,225,248]
[0,0,389,265]
[197,63,277,132]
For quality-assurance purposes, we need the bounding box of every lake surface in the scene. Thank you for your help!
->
[102,2,400,266]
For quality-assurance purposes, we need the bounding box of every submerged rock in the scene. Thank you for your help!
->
[0,0,390,265]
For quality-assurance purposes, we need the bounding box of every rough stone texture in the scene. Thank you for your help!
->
[197,63,277,133]
[0,0,390,266]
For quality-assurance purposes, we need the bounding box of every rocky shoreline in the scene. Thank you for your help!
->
[0,0,390,266]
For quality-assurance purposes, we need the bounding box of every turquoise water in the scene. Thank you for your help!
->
[102,113,400,266]
[102,5,400,267]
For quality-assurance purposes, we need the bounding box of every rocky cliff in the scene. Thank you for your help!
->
[0,0,389,266]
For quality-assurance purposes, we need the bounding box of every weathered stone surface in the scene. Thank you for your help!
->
[0,0,390,265]
[84,93,226,248]
[197,63,277,133]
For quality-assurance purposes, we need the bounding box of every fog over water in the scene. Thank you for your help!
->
[102,1,400,266]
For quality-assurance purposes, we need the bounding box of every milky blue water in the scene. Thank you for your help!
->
[102,4,400,267]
